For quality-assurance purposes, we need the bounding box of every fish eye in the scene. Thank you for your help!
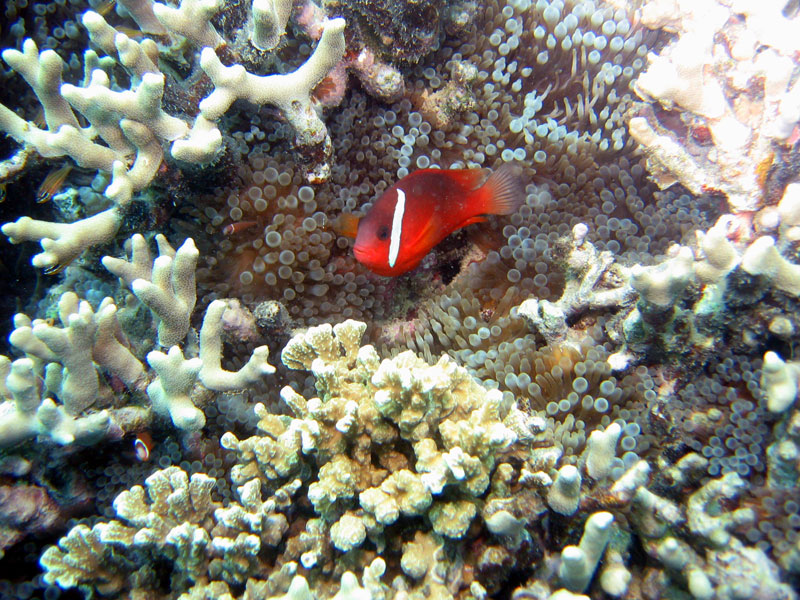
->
[377,225,390,241]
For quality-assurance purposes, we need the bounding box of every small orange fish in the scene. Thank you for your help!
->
[96,0,116,16]
[222,220,259,235]
[37,164,72,203]
[43,262,71,276]
[33,107,46,129]
[134,431,153,462]
[116,26,144,38]
[350,165,523,276]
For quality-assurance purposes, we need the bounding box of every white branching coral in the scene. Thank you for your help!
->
[0,12,191,271]
[2,161,135,271]
[146,345,206,430]
[198,300,276,391]
[0,356,111,447]
[538,207,800,370]
[1,5,347,270]
[559,512,615,592]
[152,0,225,47]
[2,290,146,441]
[0,11,195,175]
[198,17,346,181]
[761,351,800,413]
[105,236,199,347]
[250,0,293,51]
[146,296,278,430]
[0,232,277,442]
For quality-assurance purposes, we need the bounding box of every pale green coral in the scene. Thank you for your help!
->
[276,321,532,544]
[40,524,128,595]
[398,531,454,599]
[310,455,375,520]
[281,319,367,373]
[219,319,537,583]
[221,403,309,488]
[40,466,298,596]
[359,469,432,525]
[329,512,367,553]
[428,499,478,538]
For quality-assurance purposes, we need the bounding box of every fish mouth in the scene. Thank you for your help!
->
[352,243,368,264]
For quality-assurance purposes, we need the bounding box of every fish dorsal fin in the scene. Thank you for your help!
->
[478,163,525,215]
[443,168,488,191]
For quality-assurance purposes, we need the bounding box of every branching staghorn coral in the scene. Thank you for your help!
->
[152,0,225,48]
[0,290,148,447]
[114,234,277,430]
[0,4,347,271]
[0,19,180,270]
[250,0,293,51]
[761,350,800,413]
[0,355,113,448]
[0,233,277,445]
[104,233,200,347]
[195,16,346,183]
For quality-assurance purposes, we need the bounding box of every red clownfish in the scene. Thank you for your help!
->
[343,165,524,276]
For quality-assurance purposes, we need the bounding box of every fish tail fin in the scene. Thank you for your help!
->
[480,163,525,215]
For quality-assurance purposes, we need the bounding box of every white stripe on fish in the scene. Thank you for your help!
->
[388,187,406,268]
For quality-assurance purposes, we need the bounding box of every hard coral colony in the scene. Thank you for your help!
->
[1,0,800,597]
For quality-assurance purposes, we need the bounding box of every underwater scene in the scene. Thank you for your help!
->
[1,0,800,597]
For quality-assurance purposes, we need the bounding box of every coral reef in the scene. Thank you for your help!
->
[0,0,799,598]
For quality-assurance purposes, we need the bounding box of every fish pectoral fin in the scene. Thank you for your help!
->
[417,214,447,248]
[458,215,488,227]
